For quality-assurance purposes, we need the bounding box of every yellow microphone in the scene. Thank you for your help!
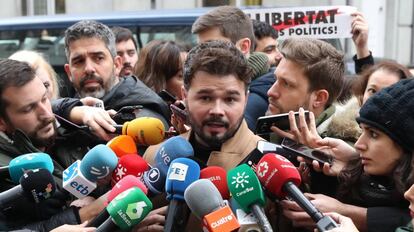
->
[114,117,165,146]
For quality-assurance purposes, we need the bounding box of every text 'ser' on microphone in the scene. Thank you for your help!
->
[87,175,148,227]
[164,157,200,232]
[113,117,165,146]
[63,144,118,198]
[4,153,54,183]
[184,179,240,232]
[111,154,149,186]
[0,168,56,209]
[97,187,153,232]
[107,135,138,158]
[200,166,230,200]
[227,164,273,232]
[256,153,338,231]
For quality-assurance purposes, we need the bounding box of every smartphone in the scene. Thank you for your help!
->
[158,89,177,105]
[170,103,188,122]
[255,111,310,135]
[281,137,332,166]
[112,105,143,124]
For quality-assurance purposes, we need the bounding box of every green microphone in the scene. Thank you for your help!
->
[227,164,273,232]
[98,187,153,231]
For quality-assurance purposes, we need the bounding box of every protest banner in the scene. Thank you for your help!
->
[244,6,356,39]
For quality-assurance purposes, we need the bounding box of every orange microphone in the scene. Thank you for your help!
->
[107,135,138,158]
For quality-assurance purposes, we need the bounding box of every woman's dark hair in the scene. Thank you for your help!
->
[134,40,183,93]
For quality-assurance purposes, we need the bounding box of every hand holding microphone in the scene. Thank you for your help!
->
[256,153,338,231]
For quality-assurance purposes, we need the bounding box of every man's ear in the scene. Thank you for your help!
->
[236,38,251,56]
[0,117,8,132]
[64,64,73,82]
[311,89,329,109]
[181,86,187,101]
[113,55,122,77]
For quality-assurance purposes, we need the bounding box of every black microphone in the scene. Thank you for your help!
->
[0,168,56,208]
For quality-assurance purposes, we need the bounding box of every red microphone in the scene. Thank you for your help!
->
[107,135,138,158]
[200,166,230,200]
[111,154,149,186]
[87,175,148,227]
[108,175,148,202]
[256,153,300,198]
[256,153,338,231]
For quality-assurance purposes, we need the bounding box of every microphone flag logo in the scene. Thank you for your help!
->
[168,162,188,181]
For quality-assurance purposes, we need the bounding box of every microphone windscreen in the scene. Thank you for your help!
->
[122,117,165,146]
[112,154,149,185]
[108,175,148,202]
[107,135,138,158]
[227,164,265,213]
[154,136,194,170]
[200,166,230,200]
[80,144,118,182]
[256,153,301,198]
[184,179,224,219]
[165,157,200,201]
[9,153,54,183]
[142,167,167,195]
[106,187,153,230]
[20,168,56,203]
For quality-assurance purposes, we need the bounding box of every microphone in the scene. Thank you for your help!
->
[164,157,200,232]
[88,175,148,227]
[154,136,194,168]
[0,168,56,208]
[113,117,165,146]
[256,153,338,231]
[141,136,194,196]
[227,164,273,232]
[63,144,118,198]
[200,166,230,200]
[184,179,240,232]
[97,187,153,231]
[111,154,149,185]
[107,135,138,158]
[6,153,54,183]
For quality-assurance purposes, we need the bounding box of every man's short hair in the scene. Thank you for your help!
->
[281,38,345,106]
[183,40,253,92]
[0,59,36,117]
[252,19,278,40]
[64,20,117,60]
[192,6,255,48]
[112,26,138,50]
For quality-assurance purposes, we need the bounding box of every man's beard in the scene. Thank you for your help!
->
[189,113,244,148]
[78,72,117,99]
[26,118,57,148]
[120,63,133,76]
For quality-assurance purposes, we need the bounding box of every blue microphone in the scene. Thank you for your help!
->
[154,136,194,169]
[141,136,194,196]
[63,144,118,198]
[164,157,200,232]
[7,153,54,183]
